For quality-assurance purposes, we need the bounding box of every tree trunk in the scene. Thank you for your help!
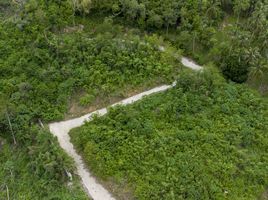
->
[259,79,264,94]
[166,23,169,35]
[38,119,45,129]
[6,185,10,200]
[193,32,196,53]
[5,111,16,145]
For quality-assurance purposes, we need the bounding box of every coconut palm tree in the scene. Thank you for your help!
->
[248,62,268,91]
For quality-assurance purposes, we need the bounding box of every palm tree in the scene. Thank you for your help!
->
[248,63,268,91]
[0,94,17,145]
[192,31,197,53]
[206,1,221,25]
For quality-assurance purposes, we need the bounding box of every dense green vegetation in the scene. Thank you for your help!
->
[1,0,267,199]
[0,0,179,198]
[71,70,268,200]
[0,2,88,199]
[84,0,268,90]
[0,135,87,199]
[0,12,178,121]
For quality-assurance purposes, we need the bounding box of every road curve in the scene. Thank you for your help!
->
[49,57,202,200]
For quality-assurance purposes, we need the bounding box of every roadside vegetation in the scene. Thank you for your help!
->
[82,0,268,93]
[0,1,178,198]
[0,0,267,199]
[0,134,88,199]
[71,70,268,200]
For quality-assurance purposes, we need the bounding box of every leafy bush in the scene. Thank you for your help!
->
[80,94,95,106]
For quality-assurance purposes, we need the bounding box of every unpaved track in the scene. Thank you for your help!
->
[49,57,202,200]
[181,57,202,70]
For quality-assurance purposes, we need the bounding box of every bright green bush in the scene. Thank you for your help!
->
[80,94,95,106]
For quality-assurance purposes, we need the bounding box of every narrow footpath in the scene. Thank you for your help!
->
[49,57,202,200]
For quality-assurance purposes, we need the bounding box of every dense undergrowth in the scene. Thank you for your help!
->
[0,1,180,198]
[86,0,268,91]
[71,70,268,200]
[1,0,267,199]
[0,135,88,199]
[0,19,179,121]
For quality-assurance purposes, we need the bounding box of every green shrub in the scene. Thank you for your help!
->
[79,94,95,106]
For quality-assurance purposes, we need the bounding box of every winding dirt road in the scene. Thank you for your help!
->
[49,57,202,200]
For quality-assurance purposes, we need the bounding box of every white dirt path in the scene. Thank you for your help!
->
[49,57,202,200]
[181,57,203,70]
